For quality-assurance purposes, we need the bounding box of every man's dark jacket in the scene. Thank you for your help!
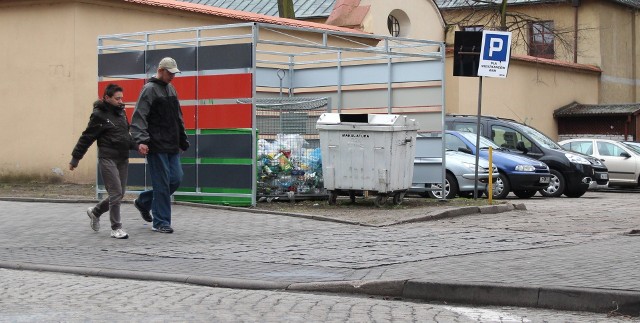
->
[70,100,137,167]
[130,77,189,153]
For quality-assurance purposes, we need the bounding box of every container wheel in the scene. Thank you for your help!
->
[328,190,338,205]
[392,191,406,205]
[349,190,356,203]
[374,195,387,207]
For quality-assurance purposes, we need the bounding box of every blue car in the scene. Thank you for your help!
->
[445,131,552,199]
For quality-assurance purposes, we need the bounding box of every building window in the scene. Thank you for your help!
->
[463,25,484,32]
[387,15,400,37]
[529,21,554,59]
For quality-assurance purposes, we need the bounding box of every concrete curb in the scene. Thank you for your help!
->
[2,261,638,315]
[0,197,526,226]
[0,261,290,290]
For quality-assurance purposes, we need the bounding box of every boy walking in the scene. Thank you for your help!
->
[69,84,137,239]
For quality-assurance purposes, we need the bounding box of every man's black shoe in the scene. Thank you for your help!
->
[134,199,152,222]
[152,225,174,234]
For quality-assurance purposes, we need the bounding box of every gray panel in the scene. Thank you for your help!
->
[415,136,443,158]
[256,67,291,88]
[98,51,145,76]
[146,47,197,73]
[198,44,252,70]
[198,164,253,189]
[198,134,252,159]
[291,61,443,88]
[391,61,444,83]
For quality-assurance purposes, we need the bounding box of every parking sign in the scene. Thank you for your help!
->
[478,30,512,78]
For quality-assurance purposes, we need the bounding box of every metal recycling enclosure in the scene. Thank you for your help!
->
[96,23,445,206]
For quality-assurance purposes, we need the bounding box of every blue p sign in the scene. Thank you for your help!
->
[482,34,510,61]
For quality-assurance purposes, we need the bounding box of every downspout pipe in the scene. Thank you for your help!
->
[572,0,580,63]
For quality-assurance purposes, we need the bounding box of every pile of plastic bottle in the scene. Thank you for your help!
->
[257,134,324,197]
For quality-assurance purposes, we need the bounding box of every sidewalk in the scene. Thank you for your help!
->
[1,191,639,316]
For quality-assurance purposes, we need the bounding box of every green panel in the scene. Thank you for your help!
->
[199,187,252,194]
[174,194,252,206]
[186,129,197,135]
[181,158,197,164]
[200,129,252,135]
[200,158,252,165]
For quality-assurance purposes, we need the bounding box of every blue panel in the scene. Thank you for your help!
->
[198,44,252,70]
[98,51,145,76]
[198,164,252,189]
[198,134,252,159]
[146,47,197,73]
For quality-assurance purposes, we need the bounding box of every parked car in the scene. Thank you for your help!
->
[560,138,640,187]
[412,149,499,200]
[445,130,551,199]
[445,115,608,198]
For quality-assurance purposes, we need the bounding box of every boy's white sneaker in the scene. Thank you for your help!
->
[110,228,129,239]
[86,207,100,232]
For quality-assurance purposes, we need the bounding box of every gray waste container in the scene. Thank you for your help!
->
[316,113,418,206]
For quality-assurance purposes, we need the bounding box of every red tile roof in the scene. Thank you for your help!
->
[123,0,368,34]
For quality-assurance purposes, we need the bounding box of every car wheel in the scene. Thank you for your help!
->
[513,189,537,198]
[492,173,510,199]
[539,169,565,197]
[428,172,458,200]
[563,186,587,198]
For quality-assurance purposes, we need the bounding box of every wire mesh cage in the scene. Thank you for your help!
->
[246,97,330,198]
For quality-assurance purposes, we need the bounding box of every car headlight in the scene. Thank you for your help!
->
[589,158,603,166]
[515,165,536,172]
[462,162,487,172]
[565,153,591,165]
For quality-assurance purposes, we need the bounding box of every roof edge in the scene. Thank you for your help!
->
[123,0,369,35]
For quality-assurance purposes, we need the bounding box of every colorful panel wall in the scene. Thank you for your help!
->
[97,43,254,206]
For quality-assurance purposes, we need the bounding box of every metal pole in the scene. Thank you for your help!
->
[473,76,483,199]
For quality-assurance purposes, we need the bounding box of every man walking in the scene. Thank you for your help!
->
[130,57,190,234]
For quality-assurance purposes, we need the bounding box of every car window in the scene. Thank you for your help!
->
[563,141,593,155]
[621,142,640,154]
[490,125,533,150]
[445,133,468,151]
[457,131,499,149]
[598,141,624,157]
[451,122,482,134]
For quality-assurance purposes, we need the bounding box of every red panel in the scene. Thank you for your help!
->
[124,107,134,123]
[197,104,252,129]
[181,105,196,130]
[171,76,197,100]
[98,79,144,103]
[197,74,252,99]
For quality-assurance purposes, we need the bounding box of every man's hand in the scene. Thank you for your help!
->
[138,144,149,156]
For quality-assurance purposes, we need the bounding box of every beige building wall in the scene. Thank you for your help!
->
[446,56,600,139]
[0,0,376,183]
[440,0,639,106]
[359,0,444,41]
[1,1,243,183]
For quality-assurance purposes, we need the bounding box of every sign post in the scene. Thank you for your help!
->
[452,30,511,200]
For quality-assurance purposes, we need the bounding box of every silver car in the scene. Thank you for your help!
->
[559,138,640,187]
[413,150,499,199]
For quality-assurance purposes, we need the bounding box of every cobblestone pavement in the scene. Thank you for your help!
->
[1,190,640,318]
[1,269,631,322]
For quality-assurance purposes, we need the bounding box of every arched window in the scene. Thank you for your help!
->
[387,15,400,37]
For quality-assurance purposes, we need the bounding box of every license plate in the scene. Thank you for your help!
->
[600,173,608,180]
[539,176,550,183]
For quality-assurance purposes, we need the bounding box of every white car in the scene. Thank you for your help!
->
[559,138,640,187]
